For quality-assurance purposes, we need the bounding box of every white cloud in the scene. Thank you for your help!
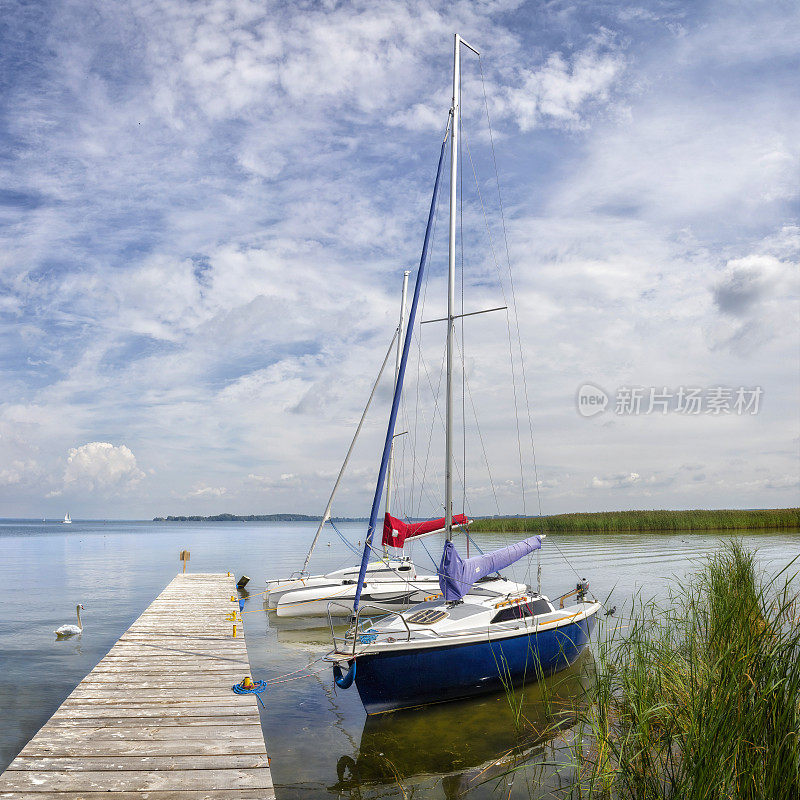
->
[708,247,799,355]
[591,472,641,489]
[0,459,40,487]
[505,45,626,131]
[63,443,145,492]
[187,485,227,498]
[0,0,797,519]
[248,473,300,490]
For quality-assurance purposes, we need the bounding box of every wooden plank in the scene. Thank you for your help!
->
[22,726,264,743]
[43,716,261,729]
[66,684,246,695]
[0,768,273,791]
[18,740,266,758]
[0,792,273,800]
[8,755,270,771]
[0,573,274,799]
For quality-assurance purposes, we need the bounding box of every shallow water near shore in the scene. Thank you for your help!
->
[0,520,797,798]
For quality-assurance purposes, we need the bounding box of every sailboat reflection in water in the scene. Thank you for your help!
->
[330,649,595,791]
[324,34,600,715]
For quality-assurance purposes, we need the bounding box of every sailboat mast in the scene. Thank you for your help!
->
[384,270,410,529]
[445,33,460,542]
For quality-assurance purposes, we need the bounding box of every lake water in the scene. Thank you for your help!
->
[0,520,797,798]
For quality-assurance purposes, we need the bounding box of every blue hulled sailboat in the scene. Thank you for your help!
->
[325,34,599,715]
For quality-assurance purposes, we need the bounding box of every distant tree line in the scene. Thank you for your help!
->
[153,513,368,522]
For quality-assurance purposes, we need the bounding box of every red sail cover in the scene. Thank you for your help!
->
[382,513,468,548]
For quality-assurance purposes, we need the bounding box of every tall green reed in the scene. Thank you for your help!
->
[572,541,800,799]
[469,509,799,534]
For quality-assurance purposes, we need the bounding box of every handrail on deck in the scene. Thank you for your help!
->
[326,601,415,656]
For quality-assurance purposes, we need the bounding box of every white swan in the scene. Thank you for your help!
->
[55,604,83,638]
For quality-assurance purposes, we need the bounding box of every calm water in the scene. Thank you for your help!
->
[0,520,797,798]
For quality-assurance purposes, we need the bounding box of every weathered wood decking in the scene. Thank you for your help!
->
[0,573,274,799]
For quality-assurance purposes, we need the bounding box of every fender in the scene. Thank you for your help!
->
[333,659,356,689]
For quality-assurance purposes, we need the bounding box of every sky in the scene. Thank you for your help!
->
[0,0,798,520]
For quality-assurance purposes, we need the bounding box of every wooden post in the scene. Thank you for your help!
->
[179,549,190,574]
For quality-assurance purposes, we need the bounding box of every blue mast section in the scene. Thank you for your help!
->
[353,128,449,612]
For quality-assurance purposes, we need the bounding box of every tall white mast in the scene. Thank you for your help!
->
[445,34,460,541]
[384,270,410,527]
[446,34,478,542]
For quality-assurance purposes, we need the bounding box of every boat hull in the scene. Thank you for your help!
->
[266,560,417,610]
[352,611,597,714]
[275,579,442,618]
[266,576,330,609]
[275,575,528,618]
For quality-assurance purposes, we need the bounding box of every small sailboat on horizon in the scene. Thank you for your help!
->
[62,512,72,524]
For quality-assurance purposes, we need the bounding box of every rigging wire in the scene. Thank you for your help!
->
[477,56,583,582]
[410,336,477,524]
[453,335,503,516]
[477,55,543,528]
[409,122,448,524]
[461,127,527,516]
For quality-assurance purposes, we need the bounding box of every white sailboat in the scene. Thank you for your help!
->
[62,512,72,524]
[266,275,527,618]
[267,275,444,617]
[325,34,600,714]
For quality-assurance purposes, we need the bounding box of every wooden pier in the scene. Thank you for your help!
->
[0,573,274,799]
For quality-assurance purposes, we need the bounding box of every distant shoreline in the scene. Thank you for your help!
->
[150,508,800,531]
[152,513,368,522]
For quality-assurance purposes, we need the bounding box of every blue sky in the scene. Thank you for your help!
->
[0,0,797,519]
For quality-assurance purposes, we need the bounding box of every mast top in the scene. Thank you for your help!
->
[456,34,480,56]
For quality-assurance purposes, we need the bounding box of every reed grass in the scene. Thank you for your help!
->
[571,541,800,799]
[469,508,799,534]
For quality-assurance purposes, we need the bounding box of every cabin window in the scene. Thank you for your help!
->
[398,566,412,572]
[490,598,551,624]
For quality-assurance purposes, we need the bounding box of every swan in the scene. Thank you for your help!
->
[55,604,84,638]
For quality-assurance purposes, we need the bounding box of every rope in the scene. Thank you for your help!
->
[232,679,267,708]
[419,538,440,572]
[329,520,361,557]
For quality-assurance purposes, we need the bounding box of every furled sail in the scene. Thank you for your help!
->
[382,513,469,548]
[438,536,542,601]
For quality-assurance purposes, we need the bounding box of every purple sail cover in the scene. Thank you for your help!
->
[438,536,542,601]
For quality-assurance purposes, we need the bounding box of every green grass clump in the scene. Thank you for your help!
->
[572,541,800,799]
[469,508,800,534]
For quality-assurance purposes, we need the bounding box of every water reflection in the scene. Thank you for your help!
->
[328,650,593,796]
